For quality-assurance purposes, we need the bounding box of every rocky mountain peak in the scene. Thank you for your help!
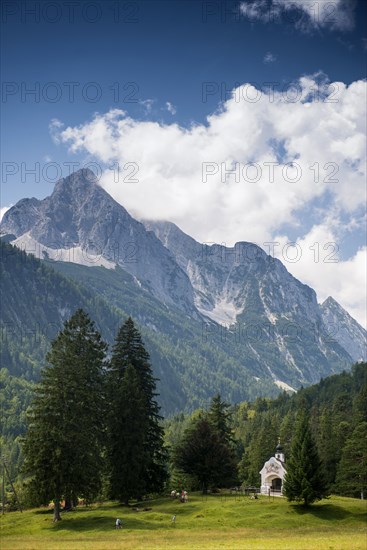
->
[321,297,366,362]
[0,171,196,314]
[322,296,339,308]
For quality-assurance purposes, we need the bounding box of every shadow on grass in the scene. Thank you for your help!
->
[52,515,174,532]
[51,503,197,532]
[291,503,353,520]
[35,505,107,516]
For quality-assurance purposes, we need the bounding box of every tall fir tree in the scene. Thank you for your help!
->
[283,409,329,506]
[317,408,340,487]
[208,393,239,471]
[351,363,367,424]
[240,410,280,485]
[109,364,149,504]
[108,317,167,501]
[335,422,367,499]
[208,394,234,444]
[22,309,107,521]
[173,416,237,493]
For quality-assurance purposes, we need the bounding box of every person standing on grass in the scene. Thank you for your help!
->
[116,518,122,529]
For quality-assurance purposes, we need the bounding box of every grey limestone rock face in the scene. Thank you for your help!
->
[321,296,367,363]
[144,220,361,385]
[1,169,196,314]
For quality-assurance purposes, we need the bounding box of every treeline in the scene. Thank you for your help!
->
[166,362,367,499]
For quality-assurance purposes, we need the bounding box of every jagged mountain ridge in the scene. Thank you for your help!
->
[143,220,318,325]
[321,297,366,362]
[1,169,195,315]
[143,220,362,386]
[1,168,363,393]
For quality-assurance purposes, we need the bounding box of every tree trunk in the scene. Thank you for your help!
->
[53,499,62,522]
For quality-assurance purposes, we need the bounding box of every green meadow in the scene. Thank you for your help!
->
[1,494,366,550]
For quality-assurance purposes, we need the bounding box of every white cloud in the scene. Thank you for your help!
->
[0,205,12,222]
[278,0,356,32]
[139,99,155,114]
[49,118,64,144]
[263,51,277,63]
[239,0,356,32]
[55,76,367,326]
[166,101,177,115]
[239,0,269,21]
[274,221,367,328]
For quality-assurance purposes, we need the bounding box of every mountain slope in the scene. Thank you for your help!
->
[1,169,195,315]
[1,169,360,396]
[321,297,367,362]
[47,259,279,407]
[143,220,355,386]
[0,240,119,379]
[143,220,318,324]
[0,240,278,413]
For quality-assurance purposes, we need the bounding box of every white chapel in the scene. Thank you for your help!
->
[260,440,287,495]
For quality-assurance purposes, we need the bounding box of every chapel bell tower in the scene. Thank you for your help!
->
[275,437,285,463]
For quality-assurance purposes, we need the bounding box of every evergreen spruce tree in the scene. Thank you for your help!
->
[240,410,279,485]
[208,394,234,444]
[174,416,237,493]
[317,408,342,487]
[335,422,367,499]
[351,363,367,423]
[109,365,149,504]
[22,309,107,521]
[108,318,167,502]
[283,409,329,506]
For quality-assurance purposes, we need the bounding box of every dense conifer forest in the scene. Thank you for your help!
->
[166,362,367,499]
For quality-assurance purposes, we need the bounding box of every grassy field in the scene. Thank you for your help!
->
[0,493,366,550]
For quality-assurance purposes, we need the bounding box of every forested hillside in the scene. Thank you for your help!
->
[0,240,122,479]
[1,240,277,415]
[165,363,367,498]
[0,241,120,378]
[0,240,273,481]
[1,239,365,499]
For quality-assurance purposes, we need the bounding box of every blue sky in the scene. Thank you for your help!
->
[2,0,366,203]
[1,0,367,324]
